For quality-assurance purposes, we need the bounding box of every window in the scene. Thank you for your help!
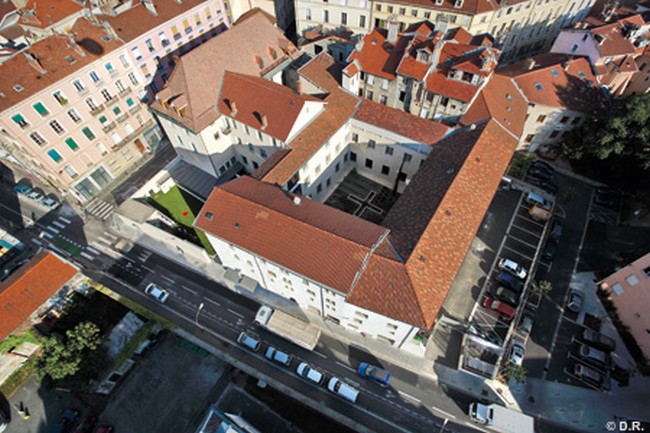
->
[205,6,212,20]
[131,46,143,60]
[105,62,115,75]
[306,8,311,20]
[379,95,387,105]
[549,130,560,139]
[141,64,151,78]
[183,19,192,34]
[411,9,417,16]
[101,88,113,102]
[341,12,347,25]
[11,114,28,128]
[350,151,357,162]
[96,142,108,156]
[159,31,170,47]
[525,134,535,143]
[335,162,340,172]
[260,149,267,158]
[115,80,126,93]
[365,158,373,168]
[53,90,68,106]
[63,165,78,179]
[323,9,329,22]
[626,275,639,286]
[537,115,546,122]
[551,69,559,77]
[171,25,181,41]
[65,137,79,151]
[72,79,85,92]
[145,39,155,53]
[67,109,82,123]
[98,115,108,125]
[612,283,624,295]
[399,7,406,14]
[375,4,381,11]
[48,149,62,162]
[367,90,373,100]
[367,74,375,85]
[382,165,390,175]
[89,70,100,83]
[316,183,322,193]
[368,139,376,149]
[358,14,366,28]
[49,120,65,135]
[33,102,49,117]
[403,153,412,162]
[385,146,393,155]
[82,127,96,141]
[424,11,430,18]
[534,82,543,90]
[352,133,359,142]
[381,79,389,90]
[387,5,393,12]
[119,54,130,68]
[643,267,650,278]
[560,116,569,124]
[29,131,46,146]
[128,72,138,85]
[113,106,122,117]
[194,12,201,26]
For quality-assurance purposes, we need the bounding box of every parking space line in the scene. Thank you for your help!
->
[226,308,244,318]
[563,367,601,391]
[312,351,327,359]
[510,223,543,237]
[204,297,220,307]
[398,390,420,403]
[501,245,534,260]
[507,236,539,250]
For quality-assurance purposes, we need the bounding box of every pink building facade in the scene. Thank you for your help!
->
[600,252,650,361]
[0,18,160,202]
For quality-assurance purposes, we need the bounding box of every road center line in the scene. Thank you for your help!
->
[397,390,420,403]
[205,297,220,307]
[226,308,244,318]
[312,351,327,359]
[335,361,356,373]
[181,285,198,295]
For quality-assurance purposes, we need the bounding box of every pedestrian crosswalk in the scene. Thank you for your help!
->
[85,198,115,221]
[89,232,120,259]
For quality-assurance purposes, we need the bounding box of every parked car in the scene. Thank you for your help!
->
[543,238,558,261]
[579,344,611,367]
[327,377,359,403]
[581,329,616,352]
[0,405,8,433]
[144,283,169,303]
[531,160,555,174]
[508,339,526,366]
[519,310,535,334]
[526,191,552,210]
[14,184,32,195]
[495,271,524,292]
[469,323,503,347]
[527,165,554,181]
[237,332,261,352]
[527,176,559,195]
[72,416,96,433]
[574,363,611,390]
[529,203,552,222]
[42,197,60,209]
[492,286,519,307]
[594,188,622,209]
[358,362,391,386]
[27,190,44,201]
[48,409,79,433]
[550,219,563,240]
[566,289,584,313]
[296,362,324,385]
[482,296,516,321]
[497,258,528,280]
[265,346,291,366]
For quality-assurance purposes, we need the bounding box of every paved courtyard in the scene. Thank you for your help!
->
[324,170,399,225]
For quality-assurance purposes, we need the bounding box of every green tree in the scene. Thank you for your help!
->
[532,280,552,296]
[37,322,102,380]
[501,362,527,384]
[559,93,650,170]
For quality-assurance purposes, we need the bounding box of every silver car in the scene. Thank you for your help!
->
[144,283,169,303]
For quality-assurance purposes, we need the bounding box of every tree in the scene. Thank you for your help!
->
[37,322,102,380]
[500,362,527,385]
[558,93,650,170]
[531,280,552,296]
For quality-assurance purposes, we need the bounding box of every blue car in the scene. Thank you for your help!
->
[358,362,390,386]
[495,271,524,293]
[14,184,32,195]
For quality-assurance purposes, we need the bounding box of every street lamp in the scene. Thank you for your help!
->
[195,302,204,328]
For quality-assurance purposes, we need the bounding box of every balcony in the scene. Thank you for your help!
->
[221,125,232,135]
[90,104,105,115]
[129,104,142,114]
[105,97,119,107]
[109,69,119,78]
[102,121,116,132]
[118,86,132,97]
[110,119,154,150]
[116,113,129,123]
[77,88,89,96]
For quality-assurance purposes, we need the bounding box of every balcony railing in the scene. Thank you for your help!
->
[105,97,119,107]
[116,113,129,123]
[110,119,154,150]
[129,104,141,114]
[102,121,116,132]
[78,88,89,96]
[221,125,232,135]
[90,104,105,115]
[118,87,132,97]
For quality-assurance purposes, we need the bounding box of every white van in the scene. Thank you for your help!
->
[327,377,359,403]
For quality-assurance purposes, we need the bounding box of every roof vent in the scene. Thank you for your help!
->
[234,223,241,229]
[447,168,455,174]
[293,197,301,206]
[469,124,476,130]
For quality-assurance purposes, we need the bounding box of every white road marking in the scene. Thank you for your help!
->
[57,216,72,224]
[205,297,220,307]
[182,285,198,295]
[511,223,542,237]
[46,226,60,234]
[226,308,244,318]
[397,390,420,403]
[80,252,95,261]
[161,275,175,284]
[508,236,538,249]
[312,351,327,359]
[40,231,54,239]
[31,239,43,245]
[465,421,488,432]
[335,361,356,373]
[86,246,99,255]
[52,221,66,229]
[502,245,534,260]
[432,407,456,419]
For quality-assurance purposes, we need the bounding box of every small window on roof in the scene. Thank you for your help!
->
[551,69,559,77]
[13,85,23,92]
[535,82,543,90]
[65,55,76,64]
[205,212,213,220]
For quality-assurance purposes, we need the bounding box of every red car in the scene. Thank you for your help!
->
[482,296,515,321]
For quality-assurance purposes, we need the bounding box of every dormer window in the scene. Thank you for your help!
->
[455,0,463,7]
[418,51,430,63]
[435,0,443,5]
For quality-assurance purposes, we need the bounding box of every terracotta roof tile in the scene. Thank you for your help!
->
[425,72,478,102]
[252,148,292,180]
[101,0,212,42]
[150,10,299,132]
[19,0,82,29]
[0,251,77,340]
[498,53,607,113]
[589,15,646,57]
[0,18,123,113]
[218,72,322,142]
[354,99,450,144]
[348,29,401,80]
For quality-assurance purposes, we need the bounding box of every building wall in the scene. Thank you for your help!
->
[296,0,371,37]
[371,1,472,32]
[358,73,398,107]
[206,233,420,347]
[0,48,158,201]
[600,252,650,360]
[623,55,650,96]
[117,0,229,99]
[551,29,601,64]
[519,103,585,151]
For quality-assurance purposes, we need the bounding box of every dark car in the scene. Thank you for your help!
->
[531,160,555,174]
[72,416,96,433]
[566,289,584,313]
[0,405,8,432]
[594,187,622,209]
[358,362,391,386]
[48,409,79,433]
[527,165,554,181]
[492,286,520,307]
[550,219,563,239]
[495,271,524,292]
[543,238,558,261]
[527,176,559,195]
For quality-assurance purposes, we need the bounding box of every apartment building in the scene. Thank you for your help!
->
[227,0,295,35]
[551,13,650,97]
[497,53,606,151]
[100,0,230,99]
[296,0,595,62]
[296,0,372,36]
[149,10,301,179]
[0,18,160,201]
[343,22,498,122]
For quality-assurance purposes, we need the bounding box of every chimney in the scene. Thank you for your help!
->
[430,40,443,68]
[387,18,399,44]
[142,0,158,16]
[24,52,46,74]
[261,114,268,130]
[524,58,536,70]
[230,100,238,116]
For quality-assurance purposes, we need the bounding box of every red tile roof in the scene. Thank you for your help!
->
[261,54,359,186]
[590,15,647,57]
[151,10,300,132]
[0,251,77,340]
[19,0,82,29]
[425,72,478,102]
[498,53,607,113]
[348,29,399,80]
[218,72,322,142]
[354,99,450,144]
[101,0,212,42]
[0,18,124,113]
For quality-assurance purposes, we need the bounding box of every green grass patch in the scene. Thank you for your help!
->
[0,357,38,397]
[113,321,155,369]
[51,236,83,256]
[506,152,535,180]
[150,186,216,256]
[0,329,41,354]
